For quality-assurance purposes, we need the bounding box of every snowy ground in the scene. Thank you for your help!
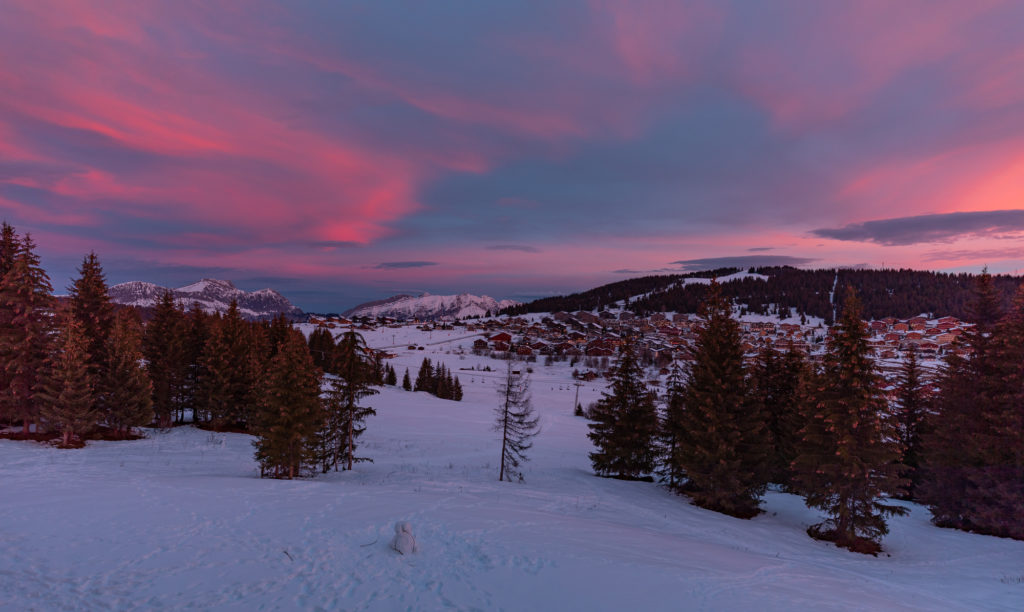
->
[2,329,1022,610]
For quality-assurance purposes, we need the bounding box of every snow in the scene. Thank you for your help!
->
[346,293,519,321]
[1,327,1021,610]
[679,270,770,287]
[177,279,218,293]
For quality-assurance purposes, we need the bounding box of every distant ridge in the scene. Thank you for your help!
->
[108,278,304,321]
[503,266,1024,323]
[344,293,519,321]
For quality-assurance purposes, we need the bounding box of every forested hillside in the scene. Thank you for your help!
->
[504,267,1023,323]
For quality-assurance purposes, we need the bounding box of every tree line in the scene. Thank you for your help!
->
[586,276,1023,553]
[0,222,382,479]
[506,266,1022,324]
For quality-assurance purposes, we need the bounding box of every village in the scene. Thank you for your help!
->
[309,306,974,382]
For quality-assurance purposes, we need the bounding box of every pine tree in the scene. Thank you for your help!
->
[143,291,187,428]
[102,311,153,438]
[265,313,292,358]
[198,301,252,429]
[894,344,927,498]
[0,222,17,278]
[750,342,807,489]
[675,282,769,518]
[414,358,434,392]
[384,364,398,386]
[38,311,98,447]
[587,338,658,480]
[0,234,54,433]
[182,302,210,418]
[435,363,451,399]
[67,252,114,380]
[307,327,335,370]
[321,330,378,471]
[495,362,540,482]
[252,329,322,479]
[452,376,463,401]
[657,361,686,489]
[0,222,15,424]
[402,368,412,391]
[793,288,906,554]
[920,269,1004,532]
[966,283,1024,539]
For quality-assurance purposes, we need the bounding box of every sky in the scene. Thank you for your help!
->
[3,1,1024,312]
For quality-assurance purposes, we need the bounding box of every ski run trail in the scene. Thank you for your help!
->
[1,326,1021,611]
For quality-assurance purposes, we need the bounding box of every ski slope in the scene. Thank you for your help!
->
[1,329,1021,610]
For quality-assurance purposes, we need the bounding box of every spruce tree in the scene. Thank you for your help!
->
[321,330,378,471]
[252,329,322,479]
[103,311,153,438]
[452,376,463,401]
[402,368,412,391]
[384,364,398,386]
[967,283,1024,539]
[894,344,927,498]
[307,327,335,370]
[0,234,54,433]
[67,252,114,381]
[793,288,906,554]
[751,342,807,489]
[414,358,434,392]
[657,361,686,490]
[587,339,658,480]
[38,311,98,447]
[675,282,768,517]
[495,362,540,482]
[920,270,1003,532]
[143,291,187,428]
[0,222,18,278]
[198,301,252,429]
[182,302,210,418]
[265,313,292,358]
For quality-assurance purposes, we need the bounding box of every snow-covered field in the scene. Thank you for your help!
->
[1,329,1022,610]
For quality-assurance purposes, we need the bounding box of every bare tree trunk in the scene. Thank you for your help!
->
[347,409,354,471]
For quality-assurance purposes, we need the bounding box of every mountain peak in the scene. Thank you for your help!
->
[344,292,519,320]
[109,279,302,321]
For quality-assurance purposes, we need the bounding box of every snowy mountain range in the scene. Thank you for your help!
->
[108,279,304,321]
[343,293,519,320]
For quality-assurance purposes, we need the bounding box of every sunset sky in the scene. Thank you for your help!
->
[3,1,1024,311]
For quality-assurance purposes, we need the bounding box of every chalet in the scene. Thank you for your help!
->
[472,338,489,350]
[492,341,510,352]
[908,316,928,326]
[489,332,513,344]
[516,345,534,356]
[892,322,910,332]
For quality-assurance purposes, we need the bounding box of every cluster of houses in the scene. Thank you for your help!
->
[461,310,974,366]
[308,309,975,376]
